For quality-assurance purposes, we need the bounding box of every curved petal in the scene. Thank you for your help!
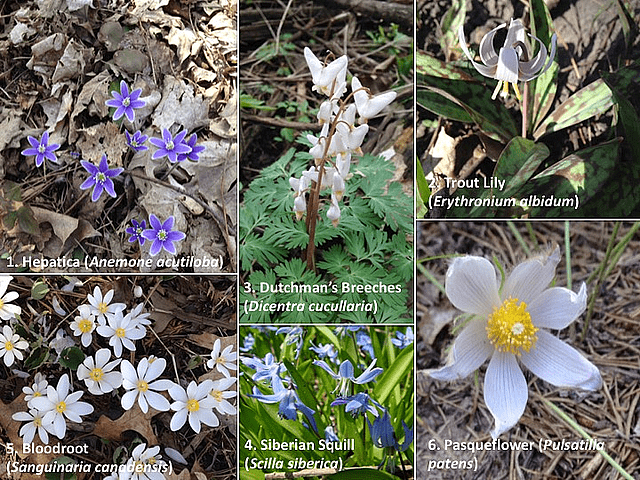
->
[145,391,171,411]
[458,25,498,78]
[494,48,520,84]
[121,390,138,410]
[504,19,526,48]
[478,23,506,67]
[484,351,528,438]
[445,256,500,316]
[503,246,560,304]
[429,318,493,381]
[170,409,188,431]
[519,35,547,76]
[520,330,602,390]
[528,283,587,330]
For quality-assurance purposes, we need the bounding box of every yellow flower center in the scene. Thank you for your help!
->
[187,399,200,412]
[0,299,4,309]
[210,389,223,402]
[56,401,66,413]
[486,298,538,355]
[78,318,93,333]
[137,380,149,392]
[115,327,126,338]
[90,368,104,381]
[4,341,13,351]
[33,391,42,398]
[98,302,108,314]
[34,416,42,427]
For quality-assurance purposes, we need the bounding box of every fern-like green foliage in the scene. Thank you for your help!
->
[240,147,413,323]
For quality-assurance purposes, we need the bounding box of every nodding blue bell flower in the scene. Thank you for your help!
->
[459,18,557,101]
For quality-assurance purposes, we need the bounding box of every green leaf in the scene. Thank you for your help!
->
[438,0,467,58]
[17,205,40,235]
[494,137,551,197]
[373,344,413,406]
[416,52,476,81]
[533,79,613,139]
[24,346,49,370]
[45,457,77,480]
[517,139,620,216]
[31,280,49,300]
[58,347,85,370]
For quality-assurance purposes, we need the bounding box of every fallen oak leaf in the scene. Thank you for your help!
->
[93,406,161,445]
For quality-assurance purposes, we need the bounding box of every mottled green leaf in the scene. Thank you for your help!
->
[528,0,558,133]
[604,78,640,162]
[24,346,49,370]
[417,80,517,142]
[31,280,49,300]
[416,157,430,216]
[517,139,620,216]
[416,52,475,81]
[494,137,550,197]
[416,87,472,123]
[16,205,40,235]
[533,79,613,139]
[439,0,466,59]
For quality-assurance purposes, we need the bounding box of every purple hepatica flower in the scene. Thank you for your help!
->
[141,214,186,256]
[80,154,124,202]
[126,219,146,246]
[367,410,413,452]
[149,128,191,164]
[21,131,60,167]
[125,130,149,153]
[105,80,145,122]
[177,134,206,162]
[313,358,383,397]
[249,382,318,433]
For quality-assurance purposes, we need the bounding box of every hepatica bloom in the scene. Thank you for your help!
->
[459,18,557,100]
[150,128,191,163]
[429,246,602,438]
[177,133,206,162]
[106,80,145,122]
[80,154,124,202]
[126,219,147,246]
[142,214,186,256]
[125,130,149,152]
[21,131,60,167]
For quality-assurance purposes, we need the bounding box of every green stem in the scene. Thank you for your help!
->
[544,399,634,480]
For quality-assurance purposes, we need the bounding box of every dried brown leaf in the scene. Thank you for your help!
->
[93,406,161,445]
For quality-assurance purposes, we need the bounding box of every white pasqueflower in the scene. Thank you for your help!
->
[459,18,557,100]
[429,246,602,438]
[86,286,126,325]
[12,408,55,444]
[23,372,49,408]
[0,275,21,320]
[96,309,146,357]
[207,339,237,378]
[30,373,94,439]
[209,377,237,415]
[70,304,96,347]
[0,324,28,366]
[77,348,122,395]
[304,47,348,98]
[123,443,167,480]
[121,357,172,413]
[351,76,397,122]
[169,380,219,433]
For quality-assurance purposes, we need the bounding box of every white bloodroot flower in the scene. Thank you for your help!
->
[0,324,28,366]
[96,309,146,357]
[124,443,167,480]
[207,339,237,378]
[86,286,126,325]
[77,348,123,395]
[209,377,237,415]
[23,372,49,408]
[121,357,172,413]
[169,380,219,433]
[429,246,602,438]
[30,373,94,439]
[70,304,96,347]
[12,408,54,444]
[0,275,21,320]
[459,18,557,100]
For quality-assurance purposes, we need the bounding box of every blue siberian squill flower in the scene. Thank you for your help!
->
[356,330,375,359]
[459,18,557,100]
[429,246,602,438]
[241,352,287,387]
[239,333,255,352]
[249,381,318,433]
[149,128,192,163]
[331,392,381,418]
[325,426,340,442]
[125,130,149,152]
[105,80,145,122]
[177,133,206,162]
[313,358,383,397]
[141,214,186,256]
[391,327,414,349]
[310,342,338,364]
[126,219,147,246]
[21,131,60,167]
[367,410,413,451]
[79,154,124,202]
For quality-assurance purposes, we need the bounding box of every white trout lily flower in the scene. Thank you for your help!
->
[429,246,601,438]
[459,18,557,100]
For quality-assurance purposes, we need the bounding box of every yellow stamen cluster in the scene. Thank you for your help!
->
[210,389,223,402]
[187,399,200,412]
[98,302,108,314]
[137,380,149,392]
[56,401,67,413]
[115,327,126,338]
[90,368,104,382]
[78,318,93,333]
[4,341,13,351]
[486,297,538,355]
